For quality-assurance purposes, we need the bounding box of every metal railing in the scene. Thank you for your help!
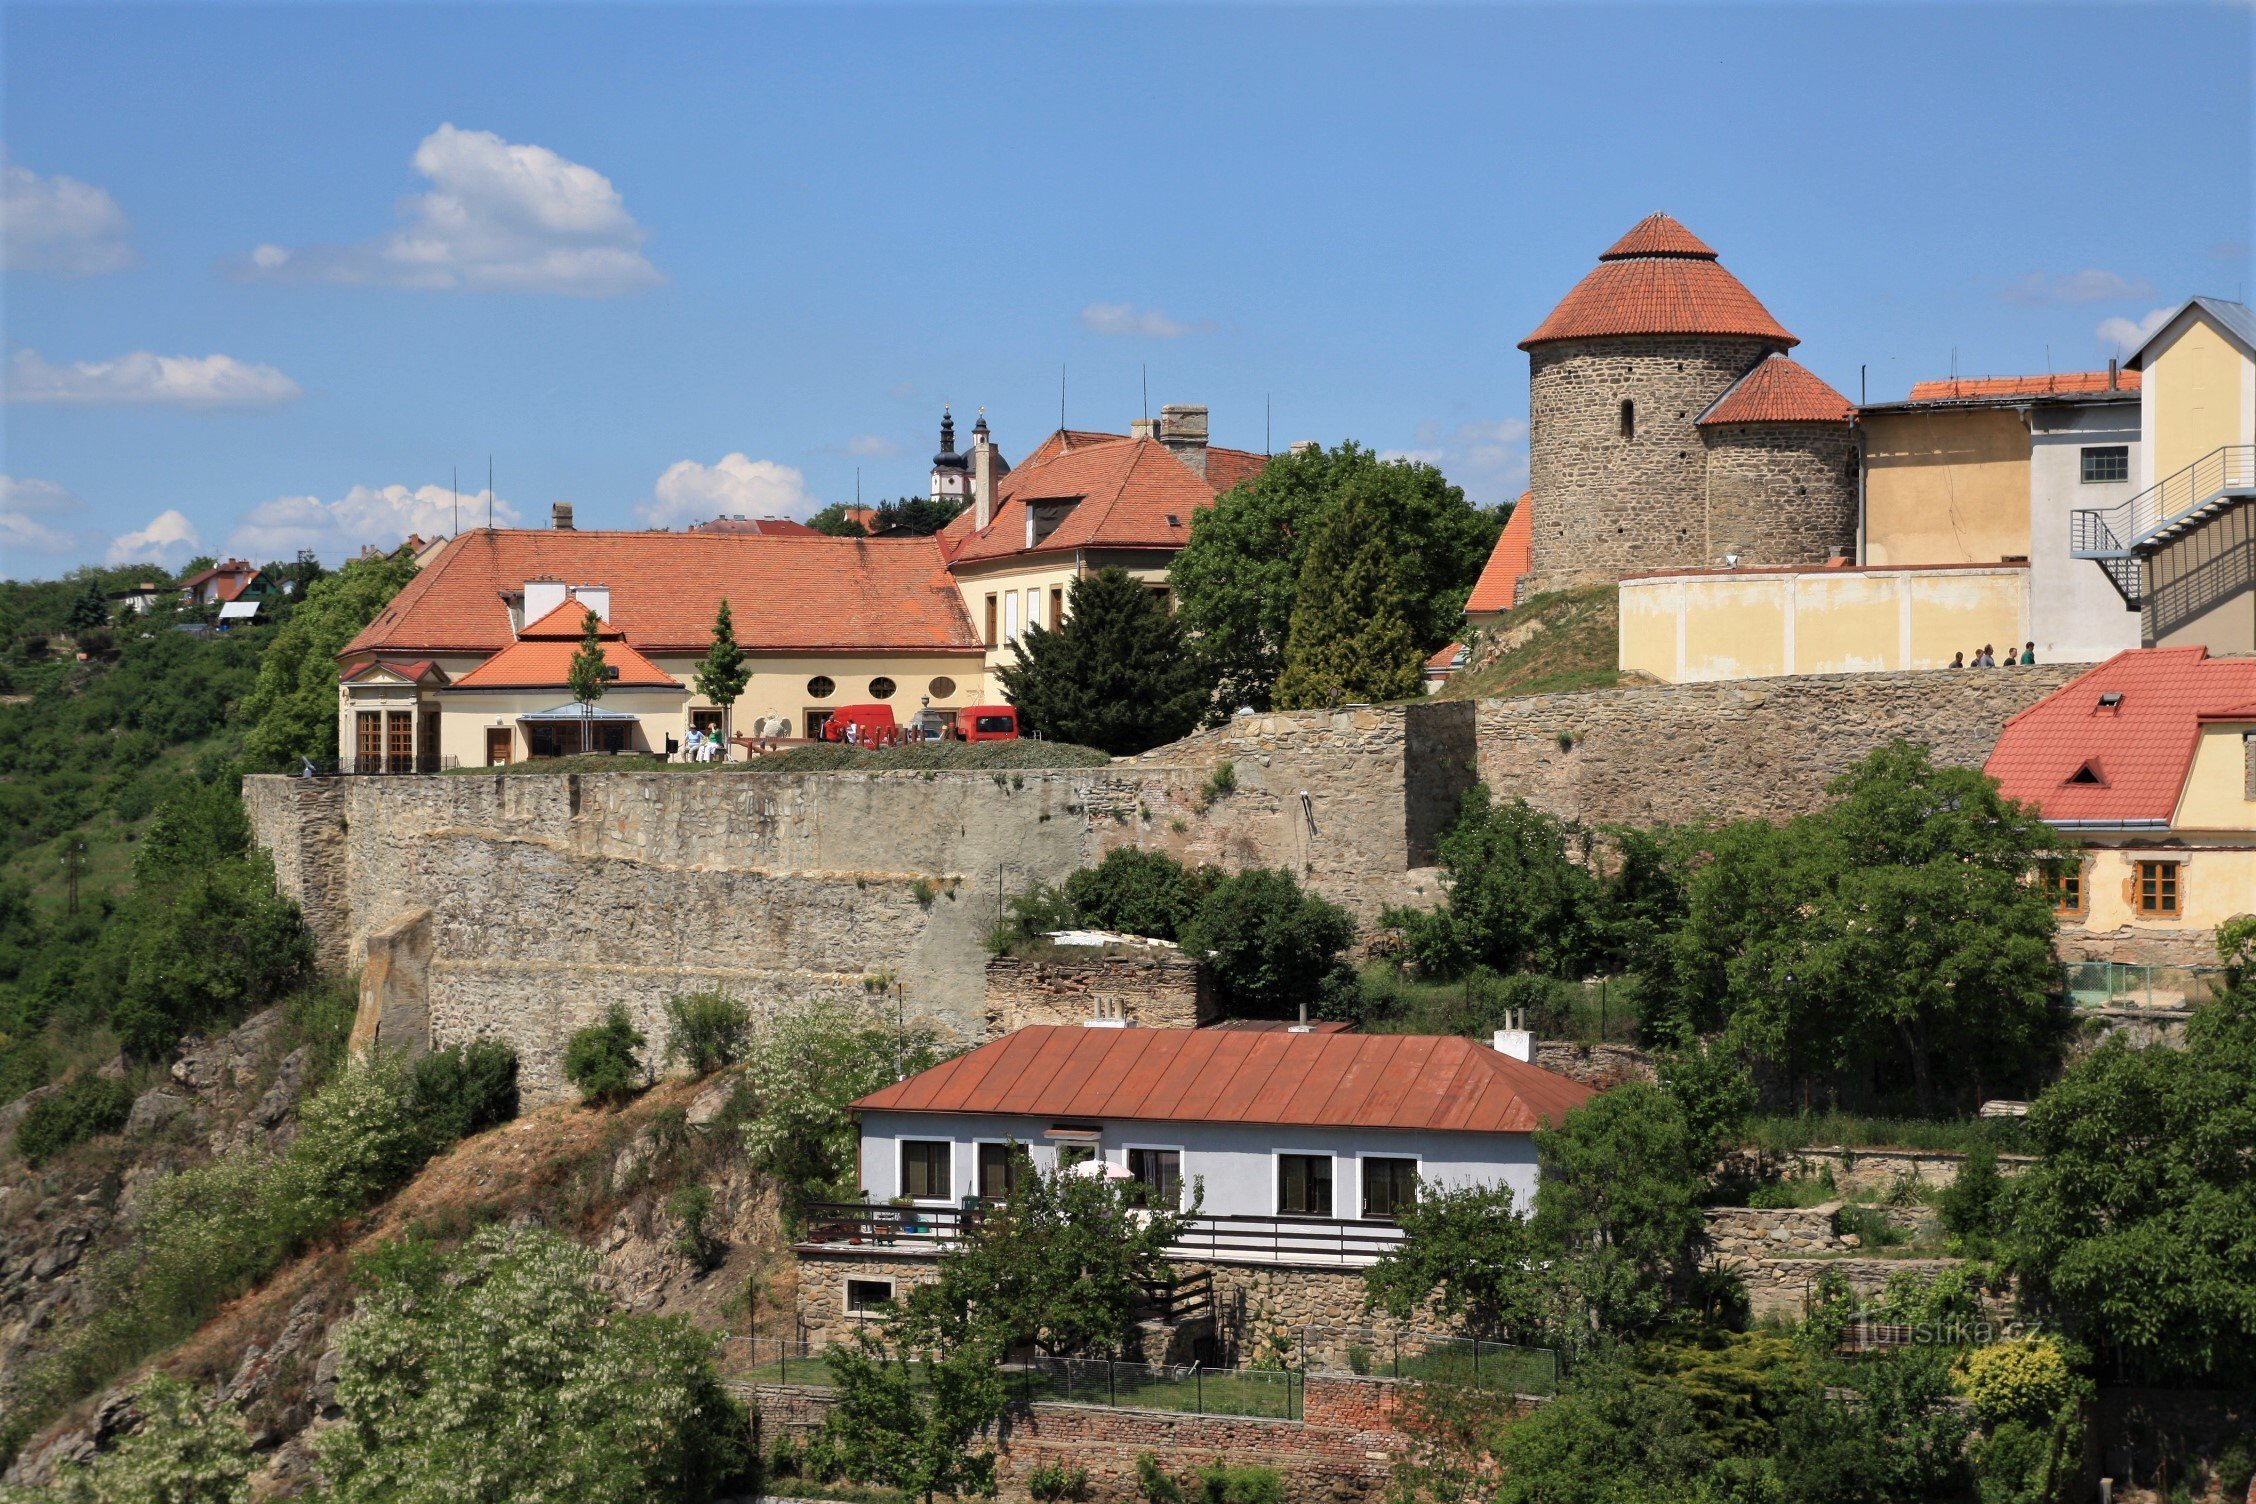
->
[2073,444,2256,557]
[1301,1326,1560,1396]
[796,1202,1408,1266]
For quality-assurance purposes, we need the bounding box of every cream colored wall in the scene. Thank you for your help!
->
[650,651,988,738]
[2074,841,2255,936]
[1619,568,2030,683]
[2173,724,2256,831]
[2148,316,2255,485]
[949,554,1172,699]
[1862,409,2033,565]
[436,688,687,765]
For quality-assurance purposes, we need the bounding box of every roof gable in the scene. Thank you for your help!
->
[941,433,1269,566]
[2126,296,2256,370]
[1466,492,1534,615]
[853,1024,1596,1134]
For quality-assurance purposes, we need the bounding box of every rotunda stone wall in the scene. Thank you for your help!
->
[1525,335,1777,591]
[1700,422,1859,568]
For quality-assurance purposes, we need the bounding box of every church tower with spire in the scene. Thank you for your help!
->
[930,407,971,506]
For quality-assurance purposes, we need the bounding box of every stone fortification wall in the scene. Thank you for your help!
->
[1701,422,1859,568]
[984,951,1213,1033]
[1474,666,2081,827]
[1532,1042,1655,1088]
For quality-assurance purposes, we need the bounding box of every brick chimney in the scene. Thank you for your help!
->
[972,426,997,531]
[1158,404,1209,478]
[552,502,575,530]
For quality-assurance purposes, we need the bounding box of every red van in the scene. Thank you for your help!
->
[960,705,1020,742]
[821,703,899,744]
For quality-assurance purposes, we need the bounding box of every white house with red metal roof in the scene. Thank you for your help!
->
[844,1023,1592,1236]
[1986,646,2256,968]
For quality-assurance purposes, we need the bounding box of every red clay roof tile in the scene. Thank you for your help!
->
[341,530,983,660]
[939,431,1268,567]
[1697,356,1854,426]
[853,1025,1596,1134]
[450,607,681,690]
[1984,649,2256,824]
[1466,493,1534,615]
[1523,215,1796,350]
[1902,370,2142,402]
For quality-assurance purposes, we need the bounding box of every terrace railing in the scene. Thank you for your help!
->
[796,1202,1408,1267]
[2072,443,2256,605]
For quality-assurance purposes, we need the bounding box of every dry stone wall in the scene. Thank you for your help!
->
[984,951,1213,1033]
[1475,666,2081,827]
[1702,422,1858,568]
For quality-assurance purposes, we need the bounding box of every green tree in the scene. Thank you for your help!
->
[65,580,109,633]
[2006,974,2256,1386]
[739,999,939,1213]
[29,1373,255,1504]
[1648,742,2067,1111]
[318,1225,749,1504]
[821,1316,1006,1504]
[1273,487,1428,709]
[1061,848,1211,941]
[1387,787,1605,980]
[693,599,749,752]
[1178,867,1356,1019]
[662,989,750,1075]
[1169,442,1500,713]
[567,607,608,751]
[1531,1081,1705,1339]
[239,552,419,768]
[874,495,966,536]
[1653,1033,1757,1175]
[563,1004,646,1106]
[1363,1181,1551,1342]
[807,502,871,536]
[997,567,1210,755]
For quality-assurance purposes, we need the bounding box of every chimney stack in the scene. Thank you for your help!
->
[1130,416,1158,440]
[972,423,997,531]
[1158,404,1209,478]
[552,502,575,531]
[2107,357,2120,392]
[1492,1010,1533,1064]
[1288,440,1319,456]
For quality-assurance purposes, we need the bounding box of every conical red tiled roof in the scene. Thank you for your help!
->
[1600,212,1719,261]
[1522,214,1797,350]
[1697,356,1853,426]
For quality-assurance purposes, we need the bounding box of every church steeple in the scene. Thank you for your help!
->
[931,405,971,503]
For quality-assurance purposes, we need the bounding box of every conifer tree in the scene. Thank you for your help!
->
[997,567,1210,755]
[694,598,749,754]
[1273,489,1426,709]
[64,579,109,632]
[567,608,608,753]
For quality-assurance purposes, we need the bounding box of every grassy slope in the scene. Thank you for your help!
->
[1437,585,1623,700]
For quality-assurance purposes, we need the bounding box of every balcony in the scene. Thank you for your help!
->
[2072,444,2256,607]
[793,1201,1408,1268]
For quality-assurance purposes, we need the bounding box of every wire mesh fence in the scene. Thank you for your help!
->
[719,1339,1303,1418]
[1301,1326,1560,1396]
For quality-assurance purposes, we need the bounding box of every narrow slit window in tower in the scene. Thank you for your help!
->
[1619,399,1635,440]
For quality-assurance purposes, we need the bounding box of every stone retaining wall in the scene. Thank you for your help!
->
[984,951,1213,1034]
[1721,1256,1971,1321]
[1783,1146,2036,1195]
[1531,1041,1655,1087]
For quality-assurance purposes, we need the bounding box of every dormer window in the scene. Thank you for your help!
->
[1027,498,1079,548]
[2065,761,2105,786]
[2097,692,2124,712]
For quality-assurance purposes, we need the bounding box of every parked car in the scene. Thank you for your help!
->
[821,703,899,743]
[960,705,1020,741]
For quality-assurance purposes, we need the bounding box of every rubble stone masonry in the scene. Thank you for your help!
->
[1701,421,1859,568]
[984,950,1213,1033]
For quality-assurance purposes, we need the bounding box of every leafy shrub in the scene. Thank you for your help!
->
[1385,786,1605,980]
[11,1372,255,1504]
[1969,1418,2056,1504]
[1939,1140,2005,1251]
[1134,1453,1184,1504]
[564,1005,647,1106]
[1189,1459,1286,1504]
[668,1184,721,1269]
[1179,867,1356,1019]
[1062,847,1213,941]
[319,1225,750,1503]
[662,990,750,1075]
[1029,1460,1090,1502]
[1835,1204,1908,1249]
[408,1040,520,1149]
[15,1073,133,1163]
[739,1000,939,1214]
[269,1051,429,1221]
[984,878,1078,954]
[1954,1337,2082,1428]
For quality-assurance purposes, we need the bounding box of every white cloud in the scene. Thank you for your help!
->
[1382,417,1530,505]
[108,508,202,566]
[841,433,902,459]
[2097,306,2174,355]
[5,349,303,409]
[640,454,818,527]
[228,483,519,562]
[0,475,89,556]
[1080,301,1209,339]
[2,157,133,275]
[241,123,660,296]
[2002,268,2153,306]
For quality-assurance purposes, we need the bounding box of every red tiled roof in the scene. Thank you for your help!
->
[1904,370,2142,402]
[691,517,820,536]
[1698,356,1854,426]
[1984,648,2256,824]
[450,606,680,690]
[939,432,1268,566]
[341,658,447,685]
[1522,214,1796,351]
[342,530,982,660]
[853,1024,1596,1134]
[1466,493,1534,615]
[1424,643,1466,673]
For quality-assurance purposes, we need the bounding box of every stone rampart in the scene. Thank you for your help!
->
[1474,666,2082,827]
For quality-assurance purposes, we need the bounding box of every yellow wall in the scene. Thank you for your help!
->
[2172,724,2256,831]
[1862,408,2033,565]
[434,688,687,765]
[1618,567,2030,683]
[2070,842,2255,937]
[948,552,1174,699]
[2150,316,2254,484]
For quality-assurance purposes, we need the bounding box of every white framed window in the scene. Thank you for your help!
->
[1004,591,1020,643]
[1276,1151,1335,1217]
[1358,1153,1420,1220]
[845,1277,895,1317]
[974,1141,1024,1201]
[1024,588,1041,632]
[900,1139,953,1201]
[1124,1145,1184,1209]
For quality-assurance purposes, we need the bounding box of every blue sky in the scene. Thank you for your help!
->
[3,2,2250,577]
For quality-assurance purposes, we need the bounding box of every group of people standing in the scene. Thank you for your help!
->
[1951,642,2037,669]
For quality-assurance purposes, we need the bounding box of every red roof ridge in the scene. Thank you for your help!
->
[1697,355,1854,427]
[518,597,625,639]
[1902,370,2142,403]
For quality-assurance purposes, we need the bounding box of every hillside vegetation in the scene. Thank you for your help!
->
[1437,585,1624,700]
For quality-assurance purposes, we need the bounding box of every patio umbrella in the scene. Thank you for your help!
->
[1066,1159,1134,1180]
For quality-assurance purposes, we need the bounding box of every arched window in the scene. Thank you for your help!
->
[869,677,897,699]
[1619,399,1636,440]
[806,676,835,700]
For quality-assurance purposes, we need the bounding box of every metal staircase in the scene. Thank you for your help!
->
[2072,444,2256,607]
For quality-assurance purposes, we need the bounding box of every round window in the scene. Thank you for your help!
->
[868,677,897,699]
[807,676,835,700]
[928,676,957,700]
